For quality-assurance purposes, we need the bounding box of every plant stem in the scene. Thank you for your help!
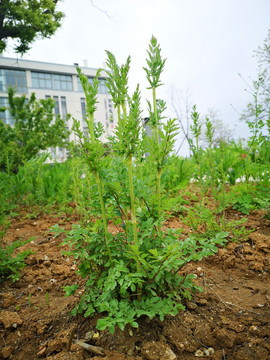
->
[94,171,113,267]
[152,87,162,231]
[153,87,159,145]
[127,154,141,299]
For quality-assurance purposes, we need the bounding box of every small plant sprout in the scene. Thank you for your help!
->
[190,105,202,188]
[45,291,50,307]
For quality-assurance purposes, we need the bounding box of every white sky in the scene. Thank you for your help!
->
[3,0,270,155]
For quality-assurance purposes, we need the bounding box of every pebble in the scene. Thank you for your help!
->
[37,346,47,357]
[204,347,215,356]
[195,349,204,357]
[186,301,197,310]
[196,298,207,306]
[2,346,13,359]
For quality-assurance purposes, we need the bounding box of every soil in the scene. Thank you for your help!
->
[0,206,269,360]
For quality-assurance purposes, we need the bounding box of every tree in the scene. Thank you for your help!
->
[199,109,233,148]
[170,86,193,155]
[0,87,70,173]
[240,29,270,160]
[0,0,64,54]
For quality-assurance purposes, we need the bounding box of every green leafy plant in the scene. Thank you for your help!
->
[0,0,64,54]
[52,37,231,335]
[0,238,33,282]
[0,87,70,173]
[45,291,50,307]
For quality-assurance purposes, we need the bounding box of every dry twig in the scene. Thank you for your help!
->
[75,340,105,356]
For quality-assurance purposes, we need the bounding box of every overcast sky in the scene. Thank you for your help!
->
[4,0,270,155]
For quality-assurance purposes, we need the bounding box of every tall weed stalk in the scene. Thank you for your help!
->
[53,37,229,334]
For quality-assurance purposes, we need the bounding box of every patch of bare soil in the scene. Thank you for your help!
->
[0,208,269,360]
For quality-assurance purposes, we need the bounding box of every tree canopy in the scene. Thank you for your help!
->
[0,87,70,173]
[0,0,64,54]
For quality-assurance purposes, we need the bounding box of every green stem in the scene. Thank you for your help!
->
[122,101,127,126]
[94,171,113,267]
[117,104,121,125]
[88,110,112,265]
[219,147,226,229]
[153,87,162,231]
[87,113,95,143]
[157,169,162,232]
[153,87,159,145]
[196,134,202,189]
[127,154,141,299]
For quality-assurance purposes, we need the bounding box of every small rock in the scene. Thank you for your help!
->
[195,349,204,357]
[196,298,207,306]
[84,331,94,341]
[141,341,176,360]
[47,339,64,354]
[186,301,197,310]
[1,293,16,308]
[37,346,47,357]
[249,325,260,335]
[204,347,215,356]
[213,328,236,348]
[224,255,235,267]
[2,346,13,358]
[0,311,23,329]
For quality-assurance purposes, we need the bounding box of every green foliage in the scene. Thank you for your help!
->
[105,51,131,110]
[229,183,270,215]
[49,37,236,335]
[1,32,269,337]
[0,237,33,282]
[0,87,70,173]
[54,222,227,334]
[240,29,270,162]
[0,0,64,54]
[143,35,166,89]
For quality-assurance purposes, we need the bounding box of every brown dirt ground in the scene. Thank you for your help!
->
[0,207,269,360]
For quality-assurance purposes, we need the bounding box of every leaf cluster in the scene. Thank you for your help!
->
[0,237,33,282]
[0,87,70,173]
[143,35,166,89]
[54,221,228,334]
[105,51,131,107]
[0,0,64,54]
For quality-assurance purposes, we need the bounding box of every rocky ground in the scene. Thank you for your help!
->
[0,207,269,360]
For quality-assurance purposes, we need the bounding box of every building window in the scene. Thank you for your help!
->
[52,74,73,91]
[0,69,27,93]
[0,97,14,125]
[32,72,73,91]
[83,126,89,139]
[99,79,108,94]
[61,96,67,120]
[32,72,52,89]
[53,96,60,116]
[77,76,108,94]
[77,76,94,92]
[80,97,86,120]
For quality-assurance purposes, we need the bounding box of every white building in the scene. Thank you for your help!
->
[0,57,116,160]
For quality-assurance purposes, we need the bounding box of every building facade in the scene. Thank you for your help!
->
[0,56,116,161]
